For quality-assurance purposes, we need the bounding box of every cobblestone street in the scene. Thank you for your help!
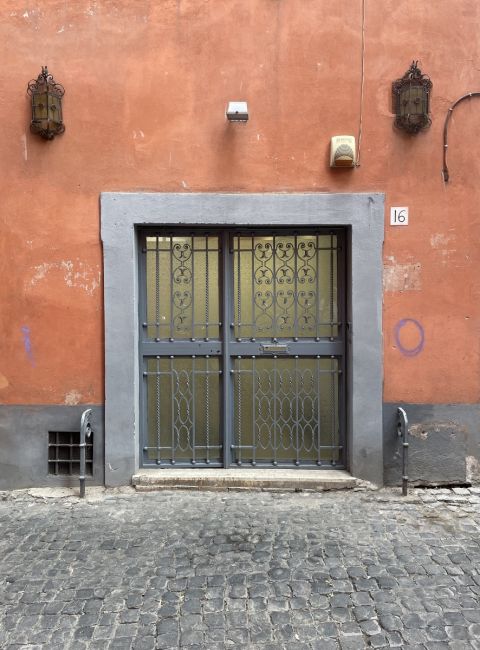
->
[1,486,480,650]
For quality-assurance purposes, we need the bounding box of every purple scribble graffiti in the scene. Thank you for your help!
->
[21,325,35,366]
[394,318,424,357]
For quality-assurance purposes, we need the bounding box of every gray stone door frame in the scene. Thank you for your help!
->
[101,192,384,486]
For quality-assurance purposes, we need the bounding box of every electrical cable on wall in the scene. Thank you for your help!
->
[443,92,480,182]
[356,0,366,166]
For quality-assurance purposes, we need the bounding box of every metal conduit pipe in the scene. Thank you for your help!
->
[397,407,409,496]
[79,409,93,498]
[442,91,480,182]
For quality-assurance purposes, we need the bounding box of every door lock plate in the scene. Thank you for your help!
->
[261,343,289,354]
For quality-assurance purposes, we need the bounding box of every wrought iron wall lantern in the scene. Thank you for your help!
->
[392,61,432,134]
[27,66,65,140]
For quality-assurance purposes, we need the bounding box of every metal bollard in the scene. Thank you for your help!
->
[79,409,93,498]
[397,407,409,496]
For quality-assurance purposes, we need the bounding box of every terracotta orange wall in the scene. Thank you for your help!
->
[1,0,479,406]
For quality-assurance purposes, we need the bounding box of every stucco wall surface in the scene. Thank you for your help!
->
[1,0,480,410]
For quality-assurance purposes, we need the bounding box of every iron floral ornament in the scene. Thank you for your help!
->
[392,61,432,134]
[27,66,65,140]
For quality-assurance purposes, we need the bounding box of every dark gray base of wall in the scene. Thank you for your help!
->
[0,405,104,491]
[2,402,478,490]
[383,403,480,486]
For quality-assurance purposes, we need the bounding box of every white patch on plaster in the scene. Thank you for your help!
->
[133,130,145,140]
[430,234,457,266]
[85,1,97,16]
[20,134,27,161]
[466,455,480,482]
[57,25,65,33]
[23,11,29,18]
[181,180,189,189]
[65,389,82,406]
[430,233,455,248]
[383,262,422,292]
[28,260,101,295]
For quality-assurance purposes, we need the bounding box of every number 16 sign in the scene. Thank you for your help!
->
[390,207,409,226]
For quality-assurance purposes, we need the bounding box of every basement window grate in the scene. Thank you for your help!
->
[48,431,93,476]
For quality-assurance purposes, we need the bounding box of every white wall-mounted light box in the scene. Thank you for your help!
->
[390,207,409,226]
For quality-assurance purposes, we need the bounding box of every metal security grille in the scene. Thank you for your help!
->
[48,431,93,476]
[139,229,345,468]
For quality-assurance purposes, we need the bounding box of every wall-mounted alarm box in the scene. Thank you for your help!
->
[330,135,356,167]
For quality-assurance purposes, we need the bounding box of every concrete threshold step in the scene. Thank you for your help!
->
[132,469,357,492]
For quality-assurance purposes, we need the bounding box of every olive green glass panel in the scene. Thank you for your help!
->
[146,235,220,340]
[233,234,338,339]
[233,357,340,465]
[146,357,221,464]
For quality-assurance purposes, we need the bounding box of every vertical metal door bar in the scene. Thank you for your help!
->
[191,355,196,463]
[252,355,256,465]
[138,236,148,464]
[236,236,241,338]
[170,356,175,464]
[155,238,160,341]
[205,355,210,463]
[191,236,195,341]
[295,355,300,465]
[156,356,161,462]
[273,355,277,464]
[222,231,233,467]
[251,234,255,340]
[169,235,174,340]
[338,230,346,464]
[331,357,336,465]
[273,234,277,338]
[316,234,320,340]
[236,358,242,464]
[330,233,334,340]
[316,355,321,465]
[294,234,298,339]
[205,235,209,341]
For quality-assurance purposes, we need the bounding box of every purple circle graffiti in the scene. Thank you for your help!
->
[394,318,425,357]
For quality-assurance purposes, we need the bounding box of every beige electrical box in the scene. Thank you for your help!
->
[330,135,356,167]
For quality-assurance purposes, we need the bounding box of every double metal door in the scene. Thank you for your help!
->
[139,228,345,468]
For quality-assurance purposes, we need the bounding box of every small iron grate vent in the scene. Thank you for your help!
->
[48,431,93,476]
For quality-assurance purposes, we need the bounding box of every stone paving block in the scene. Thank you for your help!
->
[1,488,480,649]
